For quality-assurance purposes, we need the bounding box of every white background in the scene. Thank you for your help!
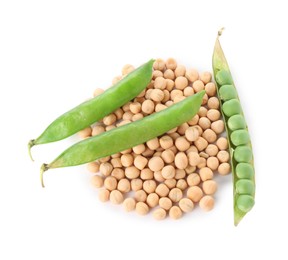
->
[1,0,287,259]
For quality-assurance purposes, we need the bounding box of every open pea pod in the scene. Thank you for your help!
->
[212,29,255,226]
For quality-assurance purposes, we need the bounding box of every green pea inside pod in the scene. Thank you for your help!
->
[236,195,255,213]
[227,114,246,131]
[219,84,238,101]
[216,69,233,85]
[231,129,250,146]
[236,163,254,179]
[234,145,253,163]
[236,179,255,195]
[222,99,242,117]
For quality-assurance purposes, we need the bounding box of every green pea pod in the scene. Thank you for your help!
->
[40,90,205,187]
[28,59,154,160]
[212,29,255,226]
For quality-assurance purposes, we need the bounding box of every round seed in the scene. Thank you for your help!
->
[187,186,203,202]
[125,166,140,179]
[236,179,255,195]
[236,163,254,179]
[131,179,143,191]
[234,146,253,163]
[87,162,100,173]
[217,150,230,163]
[185,68,199,82]
[98,189,110,202]
[91,175,104,188]
[205,82,216,96]
[236,195,255,213]
[117,178,131,193]
[179,198,194,212]
[199,195,215,211]
[153,208,167,220]
[169,206,182,220]
[104,176,117,191]
[187,173,201,186]
[222,99,242,117]
[206,157,219,171]
[218,163,231,175]
[219,84,238,101]
[202,180,218,195]
[148,157,164,171]
[143,180,157,194]
[155,184,170,197]
[135,190,147,202]
[123,198,136,212]
[135,202,149,215]
[185,126,200,142]
[227,114,246,131]
[146,193,159,208]
[110,190,124,204]
[159,197,173,210]
[187,152,200,167]
[199,167,213,181]
[216,70,233,85]
[216,137,228,150]
[168,188,183,202]
[231,129,250,146]
[175,152,188,169]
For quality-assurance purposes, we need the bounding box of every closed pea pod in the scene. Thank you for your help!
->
[28,59,154,160]
[213,29,255,225]
[40,91,205,186]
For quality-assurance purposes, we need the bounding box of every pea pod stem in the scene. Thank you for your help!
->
[28,139,35,161]
[40,90,205,187]
[29,59,154,160]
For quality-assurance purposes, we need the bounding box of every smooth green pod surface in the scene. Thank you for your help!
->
[236,195,255,213]
[236,180,255,195]
[231,130,250,146]
[213,29,255,225]
[236,163,254,179]
[40,91,205,187]
[228,114,246,131]
[222,99,242,117]
[219,84,238,101]
[28,59,154,160]
[234,146,253,163]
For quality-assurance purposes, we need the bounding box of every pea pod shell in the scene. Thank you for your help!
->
[28,59,154,159]
[213,30,255,226]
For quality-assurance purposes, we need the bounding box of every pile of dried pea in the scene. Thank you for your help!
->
[80,58,231,220]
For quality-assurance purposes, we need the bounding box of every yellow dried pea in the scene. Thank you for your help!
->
[110,190,124,204]
[135,202,149,215]
[199,195,214,211]
[117,178,131,193]
[159,197,173,210]
[135,190,147,202]
[98,189,110,202]
[146,193,159,208]
[87,161,100,173]
[174,152,188,169]
[153,208,167,220]
[91,175,104,188]
[78,127,92,138]
[179,198,194,212]
[169,206,183,220]
[123,198,136,212]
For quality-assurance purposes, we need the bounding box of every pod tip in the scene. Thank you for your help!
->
[218,27,225,37]
[28,140,35,161]
[40,163,49,188]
